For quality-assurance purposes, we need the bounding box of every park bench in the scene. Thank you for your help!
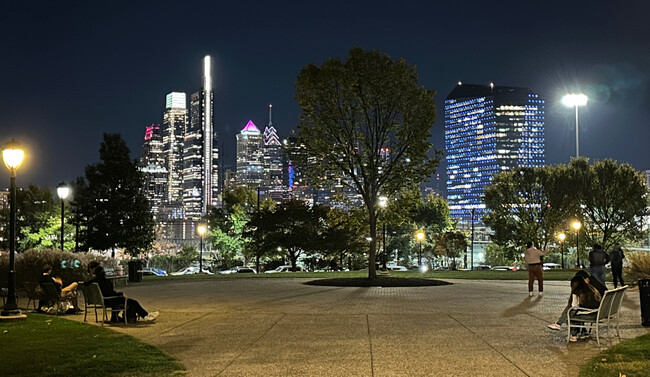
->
[567,285,628,346]
[79,282,128,325]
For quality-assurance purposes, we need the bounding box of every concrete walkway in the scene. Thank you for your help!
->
[69,278,648,377]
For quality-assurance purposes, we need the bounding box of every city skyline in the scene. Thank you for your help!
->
[1,1,649,191]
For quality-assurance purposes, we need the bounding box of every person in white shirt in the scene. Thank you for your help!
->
[524,241,548,297]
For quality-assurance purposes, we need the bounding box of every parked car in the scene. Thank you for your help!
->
[491,266,517,271]
[386,265,408,272]
[264,265,306,273]
[171,267,199,275]
[472,265,492,271]
[543,263,562,270]
[219,267,257,274]
[434,266,451,271]
[141,267,168,276]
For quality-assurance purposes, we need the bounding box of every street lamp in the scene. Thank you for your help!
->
[572,220,582,268]
[197,224,207,273]
[557,232,566,269]
[378,196,388,269]
[56,182,70,251]
[562,93,588,157]
[416,230,425,267]
[1,140,24,317]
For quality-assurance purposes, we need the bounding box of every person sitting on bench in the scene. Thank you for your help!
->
[85,261,158,323]
[38,264,79,312]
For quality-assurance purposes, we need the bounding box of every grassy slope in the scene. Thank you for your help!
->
[0,314,184,377]
[579,333,650,377]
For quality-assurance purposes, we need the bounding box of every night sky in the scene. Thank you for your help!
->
[1,1,649,192]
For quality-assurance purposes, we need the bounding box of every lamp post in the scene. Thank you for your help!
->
[197,224,207,273]
[562,94,588,157]
[470,208,475,271]
[56,182,70,251]
[572,220,582,268]
[378,196,388,269]
[1,140,24,317]
[416,230,425,267]
[557,232,566,269]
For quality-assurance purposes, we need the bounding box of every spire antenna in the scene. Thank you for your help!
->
[268,104,273,126]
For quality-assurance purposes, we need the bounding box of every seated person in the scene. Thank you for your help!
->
[547,270,605,331]
[38,264,79,311]
[84,261,158,323]
[565,275,602,342]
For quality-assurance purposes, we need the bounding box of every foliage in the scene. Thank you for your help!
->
[245,200,328,271]
[73,133,155,256]
[0,249,110,285]
[319,207,367,267]
[483,243,519,267]
[148,245,198,273]
[434,230,467,267]
[625,251,650,282]
[570,158,650,249]
[0,314,184,377]
[295,47,439,278]
[484,158,649,251]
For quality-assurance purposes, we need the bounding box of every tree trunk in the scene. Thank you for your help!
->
[111,246,115,259]
[255,254,260,273]
[290,250,297,271]
[368,208,377,279]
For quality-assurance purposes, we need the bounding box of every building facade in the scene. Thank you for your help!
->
[162,92,187,205]
[139,124,168,218]
[236,120,264,188]
[262,105,284,202]
[445,83,545,222]
[183,55,219,220]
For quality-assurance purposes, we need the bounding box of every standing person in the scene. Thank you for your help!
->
[589,244,609,285]
[609,244,625,288]
[524,241,548,297]
[85,261,158,323]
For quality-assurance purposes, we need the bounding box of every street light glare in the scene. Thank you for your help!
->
[562,93,588,107]
[416,231,425,241]
[557,233,566,242]
[197,224,207,236]
[378,196,388,208]
[572,220,582,231]
[57,183,71,200]
[2,140,25,171]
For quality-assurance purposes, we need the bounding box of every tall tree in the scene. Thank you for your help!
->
[75,133,154,257]
[295,48,439,278]
[434,230,467,268]
[570,158,649,249]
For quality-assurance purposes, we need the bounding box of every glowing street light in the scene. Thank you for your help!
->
[572,220,582,268]
[197,224,207,273]
[57,182,71,251]
[562,93,588,157]
[378,196,388,270]
[557,232,566,269]
[415,230,425,267]
[1,140,25,318]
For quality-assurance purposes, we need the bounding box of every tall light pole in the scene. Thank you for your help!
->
[378,196,388,269]
[416,230,425,267]
[1,140,24,317]
[470,208,475,271]
[572,220,582,268]
[197,224,207,273]
[562,94,588,157]
[557,232,566,269]
[57,182,70,251]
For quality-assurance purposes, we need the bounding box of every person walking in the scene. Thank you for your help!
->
[589,244,609,285]
[524,241,548,297]
[609,244,625,288]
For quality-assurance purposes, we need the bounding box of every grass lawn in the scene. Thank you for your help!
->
[579,333,650,377]
[141,268,582,283]
[0,314,184,377]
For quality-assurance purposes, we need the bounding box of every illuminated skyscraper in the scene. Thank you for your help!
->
[445,83,545,222]
[139,124,168,217]
[183,56,219,220]
[236,120,264,188]
[262,104,284,202]
[162,92,187,205]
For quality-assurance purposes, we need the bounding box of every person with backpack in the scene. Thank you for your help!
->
[588,244,609,285]
[609,244,625,288]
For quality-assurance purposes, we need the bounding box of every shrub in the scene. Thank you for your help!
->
[0,249,112,286]
[625,251,650,283]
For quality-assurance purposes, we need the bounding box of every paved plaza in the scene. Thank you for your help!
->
[69,278,649,377]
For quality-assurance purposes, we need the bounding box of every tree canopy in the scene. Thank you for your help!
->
[295,47,439,278]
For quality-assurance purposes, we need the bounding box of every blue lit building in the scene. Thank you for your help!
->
[445,83,545,223]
